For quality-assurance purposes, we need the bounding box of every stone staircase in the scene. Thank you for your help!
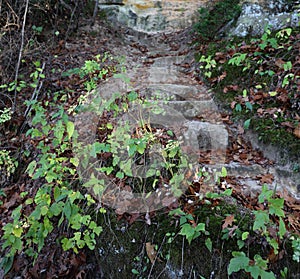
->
[77,27,299,203]
[123,30,300,200]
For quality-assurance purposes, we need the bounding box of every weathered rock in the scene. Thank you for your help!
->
[143,84,212,101]
[99,0,211,32]
[227,0,300,37]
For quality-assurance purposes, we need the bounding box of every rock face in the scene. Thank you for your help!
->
[228,0,300,37]
[99,0,299,35]
[99,0,211,32]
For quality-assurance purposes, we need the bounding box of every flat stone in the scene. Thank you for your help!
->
[148,67,191,84]
[160,100,217,119]
[181,121,228,165]
[152,55,186,67]
[142,84,211,101]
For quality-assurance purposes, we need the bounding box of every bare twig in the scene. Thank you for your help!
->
[13,0,29,112]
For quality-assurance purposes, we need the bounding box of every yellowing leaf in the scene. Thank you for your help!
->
[269,91,277,97]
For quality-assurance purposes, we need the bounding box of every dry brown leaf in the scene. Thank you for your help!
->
[258,173,274,184]
[275,58,285,69]
[293,126,300,139]
[289,204,300,211]
[146,242,157,264]
[222,215,235,230]
[281,122,294,129]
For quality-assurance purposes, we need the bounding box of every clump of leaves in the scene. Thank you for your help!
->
[194,0,241,41]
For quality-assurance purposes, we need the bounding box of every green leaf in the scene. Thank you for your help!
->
[278,217,286,238]
[235,103,242,112]
[66,121,75,139]
[0,256,14,275]
[50,202,63,216]
[63,201,72,220]
[221,166,227,177]
[26,160,37,177]
[245,102,253,111]
[180,223,195,244]
[12,226,23,238]
[242,232,249,240]
[195,223,206,232]
[70,157,79,167]
[253,210,270,231]
[258,184,273,203]
[205,237,212,252]
[228,252,249,275]
[116,171,124,179]
[127,91,138,102]
[131,269,140,275]
[269,91,277,97]
[244,119,251,129]
[268,198,284,217]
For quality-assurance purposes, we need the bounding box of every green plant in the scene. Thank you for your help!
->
[0,108,18,178]
[0,99,103,273]
[0,107,12,124]
[226,185,300,278]
[169,208,210,246]
[291,236,300,262]
[0,54,119,274]
[228,252,276,278]
[32,25,43,35]
[199,55,216,78]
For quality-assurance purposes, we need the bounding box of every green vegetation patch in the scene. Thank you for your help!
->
[195,25,300,164]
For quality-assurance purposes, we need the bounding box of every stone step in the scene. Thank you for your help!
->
[148,67,196,84]
[181,121,228,164]
[141,84,211,101]
[159,100,218,119]
[151,55,186,67]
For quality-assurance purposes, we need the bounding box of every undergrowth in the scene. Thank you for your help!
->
[196,25,300,163]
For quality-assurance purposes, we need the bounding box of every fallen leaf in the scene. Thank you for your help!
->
[275,58,285,69]
[146,242,158,264]
[258,173,274,184]
[293,125,300,139]
[281,122,294,129]
[222,214,235,230]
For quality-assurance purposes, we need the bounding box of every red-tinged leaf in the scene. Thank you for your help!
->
[222,214,235,230]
